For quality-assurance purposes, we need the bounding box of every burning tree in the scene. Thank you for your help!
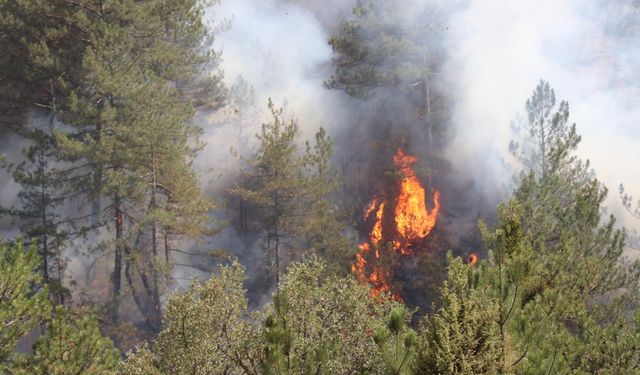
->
[354,147,440,300]
[326,0,457,306]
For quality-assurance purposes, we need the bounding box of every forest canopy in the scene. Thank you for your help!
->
[1,0,639,374]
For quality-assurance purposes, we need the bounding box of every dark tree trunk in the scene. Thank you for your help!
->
[40,185,49,284]
[164,229,169,263]
[111,195,123,322]
[150,146,161,318]
[273,183,281,285]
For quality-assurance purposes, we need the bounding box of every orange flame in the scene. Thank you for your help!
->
[393,149,440,254]
[371,202,384,246]
[467,252,479,266]
[353,148,441,300]
[363,198,379,219]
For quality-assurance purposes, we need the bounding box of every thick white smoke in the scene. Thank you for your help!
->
[188,0,360,295]
[445,0,640,234]
[196,0,358,192]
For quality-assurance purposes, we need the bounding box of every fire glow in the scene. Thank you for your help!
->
[467,253,479,266]
[353,148,441,299]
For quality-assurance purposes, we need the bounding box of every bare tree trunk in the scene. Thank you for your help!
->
[422,76,436,210]
[56,245,64,306]
[40,158,49,284]
[111,195,123,322]
[91,123,102,232]
[150,146,161,316]
[124,248,159,332]
[239,198,248,232]
[422,77,433,149]
[274,180,281,285]
[539,117,547,180]
[164,229,169,263]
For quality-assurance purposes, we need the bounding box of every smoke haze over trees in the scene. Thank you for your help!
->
[1,0,640,373]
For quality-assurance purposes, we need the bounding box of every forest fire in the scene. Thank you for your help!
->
[467,253,479,266]
[353,148,441,299]
[393,149,441,254]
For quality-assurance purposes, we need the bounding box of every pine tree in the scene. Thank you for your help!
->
[1,238,120,373]
[0,0,225,127]
[2,127,71,305]
[48,0,222,325]
[231,100,307,284]
[0,239,50,369]
[0,1,86,130]
[509,79,581,179]
[327,0,449,149]
[414,255,503,375]
[54,26,151,322]
[497,81,640,373]
[327,0,430,99]
[373,307,417,375]
[299,128,355,275]
[114,77,214,332]
[478,203,536,374]
[512,175,640,373]
[232,100,304,283]
[19,305,119,375]
[1,0,224,332]
[233,101,353,283]
[259,292,298,375]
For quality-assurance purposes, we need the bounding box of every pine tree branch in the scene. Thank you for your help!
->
[509,345,529,368]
